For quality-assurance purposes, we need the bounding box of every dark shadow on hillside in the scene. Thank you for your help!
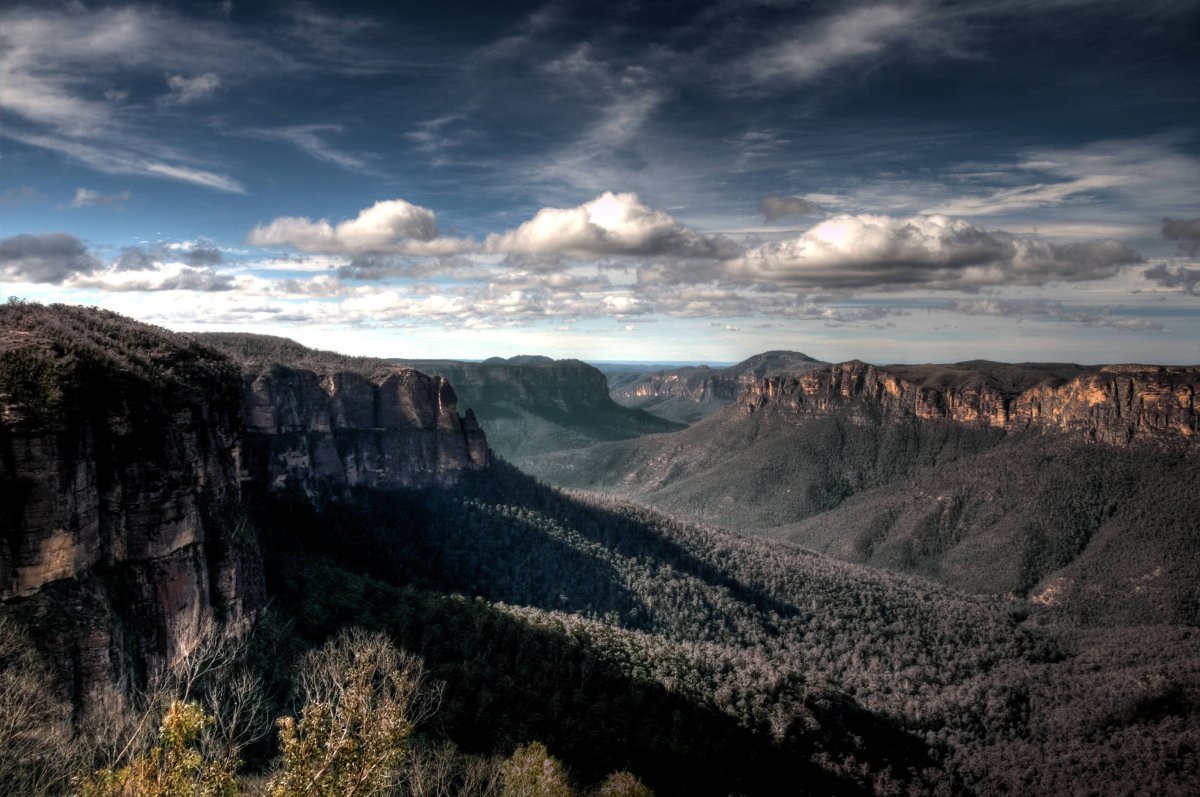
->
[253,495,934,795]
[448,461,806,623]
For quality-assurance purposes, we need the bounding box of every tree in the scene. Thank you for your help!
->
[78,700,237,797]
[594,771,654,797]
[268,629,440,797]
[499,742,575,797]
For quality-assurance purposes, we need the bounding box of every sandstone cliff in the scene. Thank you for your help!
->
[204,334,489,495]
[737,360,1197,445]
[0,309,490,698]
[0,304,262,696]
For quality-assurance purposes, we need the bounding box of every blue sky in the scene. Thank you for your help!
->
[1,0,1197,363]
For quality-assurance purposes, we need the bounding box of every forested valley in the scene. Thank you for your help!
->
[1,305,1196,795]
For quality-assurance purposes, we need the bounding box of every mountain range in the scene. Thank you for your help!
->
[1,304,1196,796]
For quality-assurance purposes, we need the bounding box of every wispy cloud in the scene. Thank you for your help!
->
[69,188,131,209]
[163,73,222,105]
[740,3,964,86]
[242,124,373,173]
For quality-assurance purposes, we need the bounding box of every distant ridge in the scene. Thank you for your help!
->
[608,350,829,424]
[390,355,683,460]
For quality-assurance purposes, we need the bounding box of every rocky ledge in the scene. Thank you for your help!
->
[738,360,1197,446]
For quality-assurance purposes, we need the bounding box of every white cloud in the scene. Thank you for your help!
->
[70,187,131,208]
[247,199,470,255]
[164,73,221,104]
[242,124,372,172]
[728,214,1140,290]
[929,138,1200,218]
[485,191,737,260]
[70,262,237,292]
[0,6,255,192]
[743,4,960,85]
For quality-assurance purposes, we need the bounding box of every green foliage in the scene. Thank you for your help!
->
[79,701,237,797]
[267,630,424,797]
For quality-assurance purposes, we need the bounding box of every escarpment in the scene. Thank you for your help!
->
[203,334,490,495]
[738,360,1197,446]
[0,304,262,697]
[0,307,489,698]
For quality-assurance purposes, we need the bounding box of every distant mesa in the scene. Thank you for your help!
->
[391,354,683,461]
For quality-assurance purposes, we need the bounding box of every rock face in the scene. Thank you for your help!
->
[0,310,489,699]
[738,360,1198,445]
[234,362,490,495]
[0,304,262,696]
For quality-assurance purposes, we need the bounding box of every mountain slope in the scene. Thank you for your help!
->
[527,359,1200,625]
[608,350,828,423]
[251,464,1200,795]
[391,356,683,460]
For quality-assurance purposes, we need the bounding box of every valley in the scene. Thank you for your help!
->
[1,304,1197,796]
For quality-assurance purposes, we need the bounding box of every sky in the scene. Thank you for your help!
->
[1,0,1198,364]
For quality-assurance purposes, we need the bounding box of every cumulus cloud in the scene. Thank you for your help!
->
[760,195,822,222]
[247,199,468,255]
[1162,217,1200,255]
[727,214,1140,290]
[485,192,738,260]
[164,73,221,104]
[1144,263,1200,295]
[70,187,130,208]
[0,232,102,284]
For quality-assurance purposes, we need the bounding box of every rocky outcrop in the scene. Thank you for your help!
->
[738,360,1198,445]
[234,362,489,495]
[1,310,490,699]
[0,304,263,696]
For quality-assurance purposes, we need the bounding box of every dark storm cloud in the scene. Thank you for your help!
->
[0,232,102,284]
[1144,263,1200,295]
[1162,217,1200,255]
[760,195,822,222]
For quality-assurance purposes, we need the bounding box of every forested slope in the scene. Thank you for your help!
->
[246,464,1198,795]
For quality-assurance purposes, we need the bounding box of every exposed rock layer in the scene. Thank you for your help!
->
[738,360,1198,445]
[1,310,488,698]
[0,305,261,695]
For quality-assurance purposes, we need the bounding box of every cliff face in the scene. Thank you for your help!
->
[236,364,489,495]
[1,311,490,698]
[0,305,263,696]
[738,360,1198,445]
